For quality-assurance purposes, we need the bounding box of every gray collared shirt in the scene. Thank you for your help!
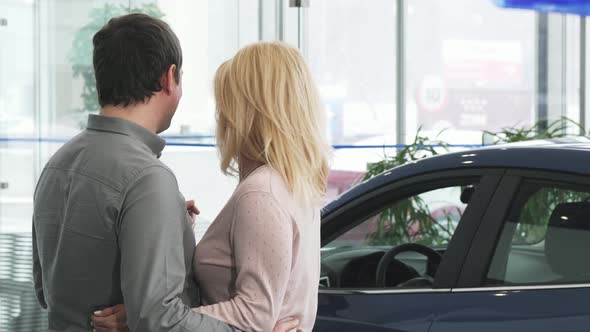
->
[33,114,239,332]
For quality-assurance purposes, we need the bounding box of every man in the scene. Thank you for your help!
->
[32,14,298,332]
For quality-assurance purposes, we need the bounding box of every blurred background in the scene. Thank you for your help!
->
[0,0,588,328]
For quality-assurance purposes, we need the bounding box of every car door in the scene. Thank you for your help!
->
[429,170,590,332]
[316,169,503,332]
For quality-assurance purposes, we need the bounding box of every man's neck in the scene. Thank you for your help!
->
[100,104,160,133]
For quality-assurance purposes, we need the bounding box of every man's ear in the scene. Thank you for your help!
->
[160,64,177,95]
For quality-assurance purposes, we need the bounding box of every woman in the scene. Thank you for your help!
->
[190,42,330,332]
[93,41,329,332]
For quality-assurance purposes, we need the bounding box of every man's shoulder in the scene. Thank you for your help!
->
[44,130,169,191]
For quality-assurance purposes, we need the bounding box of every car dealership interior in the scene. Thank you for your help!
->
[3,1,590,331]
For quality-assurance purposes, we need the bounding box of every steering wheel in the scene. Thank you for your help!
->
[376,243,443,287]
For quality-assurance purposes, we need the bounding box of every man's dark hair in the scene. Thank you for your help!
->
[92,13,182,108]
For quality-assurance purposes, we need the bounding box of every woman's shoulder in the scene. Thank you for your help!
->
[236,165,288,198]
[233,165,297,217]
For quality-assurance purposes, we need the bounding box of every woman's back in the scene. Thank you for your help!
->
[194,165,320,332]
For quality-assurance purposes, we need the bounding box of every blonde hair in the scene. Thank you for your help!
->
[214,42,331,205]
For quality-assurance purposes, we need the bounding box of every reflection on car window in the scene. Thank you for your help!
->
[327,185,472,250]
[486,183,590,286]
[512,188,589,245]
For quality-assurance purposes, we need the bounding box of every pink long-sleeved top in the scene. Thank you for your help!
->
[193,165,320,332]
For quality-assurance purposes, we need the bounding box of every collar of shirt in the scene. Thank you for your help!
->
[86,114,166,158]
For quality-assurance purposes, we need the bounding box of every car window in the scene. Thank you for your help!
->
[326,185,472,250]
[486,183,590,286]
[321,183,476,289]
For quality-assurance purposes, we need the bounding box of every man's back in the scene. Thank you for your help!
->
[32,115,198,330]
[31,12,248,332]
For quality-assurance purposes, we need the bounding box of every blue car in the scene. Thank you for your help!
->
[316,139,590,332]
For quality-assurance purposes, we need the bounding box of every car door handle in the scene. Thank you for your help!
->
[0,182,8,189]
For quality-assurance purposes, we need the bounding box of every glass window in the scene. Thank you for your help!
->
[305,0,398,201]
[306,0,397,147]
[0,0,37,236]
[486,182,590,286]
[406,1,536,144]
[321,183,476,289]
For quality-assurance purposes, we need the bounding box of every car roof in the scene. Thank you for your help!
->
[323,137,590,215]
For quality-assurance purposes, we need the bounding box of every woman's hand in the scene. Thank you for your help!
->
[91,304,128,332]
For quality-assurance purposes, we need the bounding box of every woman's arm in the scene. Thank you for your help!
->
[193,192,296,332]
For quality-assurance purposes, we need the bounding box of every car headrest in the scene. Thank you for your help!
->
[545,202,590,279]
